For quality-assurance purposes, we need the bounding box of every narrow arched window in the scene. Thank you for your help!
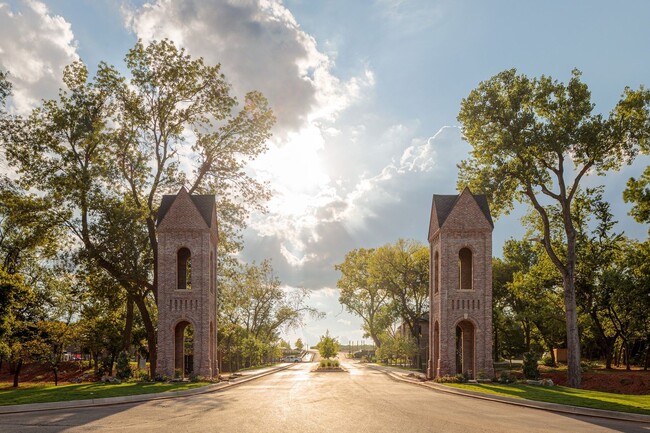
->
[177,247,192,290]
[458,248,472,290]
[434,251,439,293]
[210,251,214,294]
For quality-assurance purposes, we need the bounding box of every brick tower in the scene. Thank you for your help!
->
[156,187,218,378]
[427,187,494,380]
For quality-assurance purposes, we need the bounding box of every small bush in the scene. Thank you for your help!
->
[154,374,170,382]
[116,351,133,380]
[498,370,515,384]
[522,352,540,380]
[581,359,598,372]
[542,355,556,367]
[319,359,340,368]
[434,375,461,383]
[456,373,468,383]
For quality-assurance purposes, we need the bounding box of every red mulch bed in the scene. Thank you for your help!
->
[0,361,94,385]
[540,367,650,395]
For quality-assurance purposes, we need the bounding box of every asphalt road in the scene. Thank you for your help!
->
[0,359,647,433]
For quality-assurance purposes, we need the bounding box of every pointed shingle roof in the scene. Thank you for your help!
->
[156,188,216,228]
[430,189,494,232]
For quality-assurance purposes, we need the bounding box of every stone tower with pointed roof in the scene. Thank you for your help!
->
[157,187,218,378]
[427,188,494,380]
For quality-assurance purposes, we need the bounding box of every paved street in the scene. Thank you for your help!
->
[0,359,647,433]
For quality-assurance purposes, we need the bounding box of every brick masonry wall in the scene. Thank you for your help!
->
[428,190,494,379]
[157,189,218,378]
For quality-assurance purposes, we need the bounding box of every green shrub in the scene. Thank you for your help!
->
[542,355,556,367]
[580,359,598,372]
[319,359,340,368]
[522,352,540,380]
[116,351,133,380]
[434,375,461,383]
[498,370,515,384]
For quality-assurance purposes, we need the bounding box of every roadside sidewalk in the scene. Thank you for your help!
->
[366,362,650,425]
[0,363,295,415]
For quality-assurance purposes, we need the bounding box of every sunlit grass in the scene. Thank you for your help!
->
[444,383,650,415]
[0,381,210,406]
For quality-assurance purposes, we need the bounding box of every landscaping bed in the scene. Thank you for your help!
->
[541,368,649,395]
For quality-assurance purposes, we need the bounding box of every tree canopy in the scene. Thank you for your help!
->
[458,68,650,387]
[0,39,275,377]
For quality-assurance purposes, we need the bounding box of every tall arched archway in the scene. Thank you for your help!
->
[458,248,472,290]
[432,321,440,377]
[174,320,194,377]
[177,247,192,290]
[434,251,439,293]
[455,320,475,378]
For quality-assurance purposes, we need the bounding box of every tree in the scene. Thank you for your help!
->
[0,70,9,106]
[336,248,393,347]
[317,331,339,360]
[624,167,650,232]
[295,338,304,351]
[218,259,321,371]
[369,239,429,368]
[2,39,275,377]
[457,69,650,387]
[30,320,79,385]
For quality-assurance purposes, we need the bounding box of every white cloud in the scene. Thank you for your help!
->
[125,0,373,136]
[0,1,78,113]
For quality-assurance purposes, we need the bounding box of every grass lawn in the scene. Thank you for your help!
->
[0,381,211,406]
[444,383,650,416]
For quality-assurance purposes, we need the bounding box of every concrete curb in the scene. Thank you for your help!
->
[0,363,296,415]
[368,364,650,425]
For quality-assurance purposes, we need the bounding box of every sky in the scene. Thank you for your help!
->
[1,0,649,348]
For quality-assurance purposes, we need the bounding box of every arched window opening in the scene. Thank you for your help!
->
[210,251,214,294]
[177,247,192,290]
[458,248,473,290]
[434,251,440,293]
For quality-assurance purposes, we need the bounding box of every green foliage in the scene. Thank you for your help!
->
[522,352,540,380]
[116,351,133,380]
[376,332,418,367]
[0,70,10,104]
[317,331,339,359]
[624,166,650,232]
[542,355,556,367]
[294,338,304,351]
[336,248,393,348]
[498,370,516,384]
[218,260,322,371]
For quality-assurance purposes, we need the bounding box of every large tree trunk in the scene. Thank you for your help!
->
[563,274,582,388]
[122,295,134,352]
[134,295,157,378]
[12,360,22,388]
